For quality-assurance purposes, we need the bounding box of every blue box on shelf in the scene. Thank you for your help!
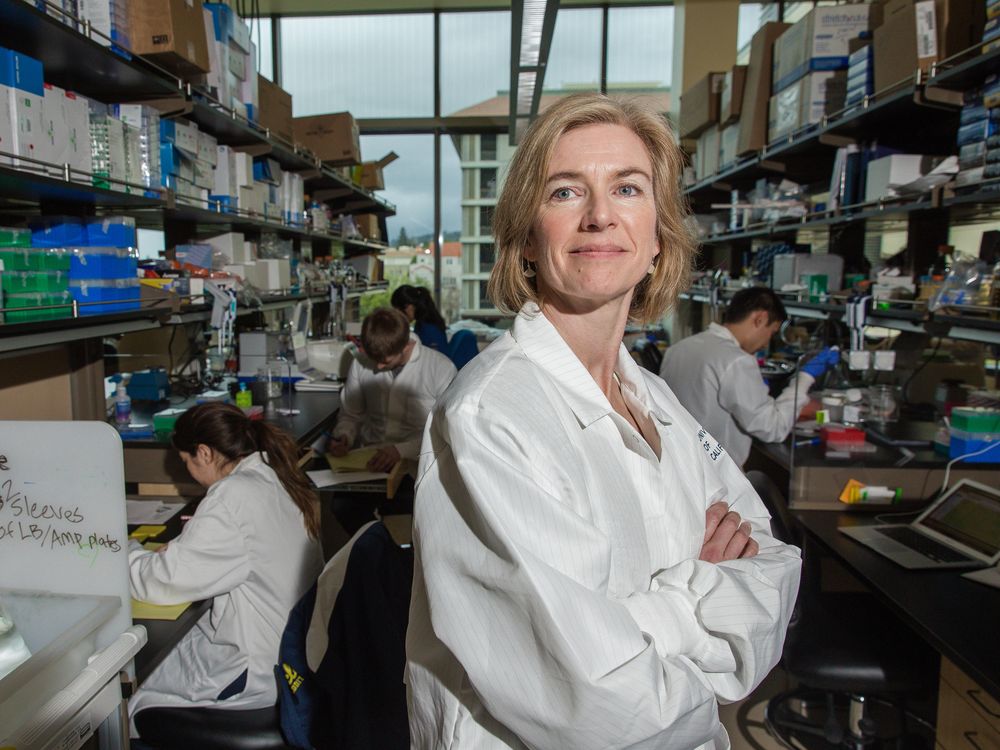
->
[86,217,136,248]
[0,46,44,96]
[127,368,170,401]
[70,248,137,279]
[208,195,237,213]
[30,216,86,247]
[949,430,1000,463]
[69,278,140,315]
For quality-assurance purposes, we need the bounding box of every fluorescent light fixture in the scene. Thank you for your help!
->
[509,0,559,144]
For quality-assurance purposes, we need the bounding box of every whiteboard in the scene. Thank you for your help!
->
[0,421,130,651]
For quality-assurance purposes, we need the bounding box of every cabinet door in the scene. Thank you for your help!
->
[941,658,1000,737]
[938,681,1000,750]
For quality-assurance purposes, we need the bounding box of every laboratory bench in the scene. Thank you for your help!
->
[747,420,1000,510]
[795,510,1000,748]
[121,390,341,492]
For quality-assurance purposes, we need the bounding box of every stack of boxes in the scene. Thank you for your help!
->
[78,0,131,52]
[985,0,1000,52]
[202,3,257,121]
[112,104,161,194]
[41,85,92,177]
[33,216,141,315]
[845,37,874,108]
[768,5,868,141]
[0,46,44,171]
[956,80,1000,191]
[0,225,71,323]
[948,407,1000,461]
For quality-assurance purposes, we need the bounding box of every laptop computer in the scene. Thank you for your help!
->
[290,302,343,393]
[839,479,1000,570]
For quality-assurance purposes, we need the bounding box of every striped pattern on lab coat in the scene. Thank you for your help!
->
[406,303,802,749]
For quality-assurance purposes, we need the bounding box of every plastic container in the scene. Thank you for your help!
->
[950,407,1000,433]
[114,383,131,427]
[69,247,138,280]
[948,429,1000,462]
[69,278,140,315]
[235,382,252,409]
[0,227,31,248]
[2,291,73,323]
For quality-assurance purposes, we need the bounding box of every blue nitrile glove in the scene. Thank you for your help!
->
[801,347,840,378]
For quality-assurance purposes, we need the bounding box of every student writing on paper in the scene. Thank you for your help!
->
[327,307,456,472]
[127,402,323,738]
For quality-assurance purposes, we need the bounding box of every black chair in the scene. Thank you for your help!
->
[746,470,937,749]
[133,705,290,750]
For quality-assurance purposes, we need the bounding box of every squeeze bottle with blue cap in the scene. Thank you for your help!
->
[235,382,252,409]
[114,383,131,427]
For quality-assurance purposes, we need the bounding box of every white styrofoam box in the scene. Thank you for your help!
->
[191,158,213,190]
[864,154,939,203]
[206,232,247,263]
[165,118,199,157]
[0,89,13,168]
[204,9,226,95]
[2,83,44,169]
[258,258,291,291]
[768,71,844,142]
[107,117,126,188]
[223,262,268,288]
[772,4,870,92]
[235,151,254,188]
[228,47,246,81]
[213,145,237,197]
[40,83,69,167]
[197,130,218,165]
[240,42,258,108]
[848,350,871,371]
[873,351,896,372]
[63,91,93,176]
[229,15,252,53]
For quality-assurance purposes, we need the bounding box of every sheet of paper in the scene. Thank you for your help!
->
[129,524,167,542]
[962,566,1000,590]
[307,469,388,488]
[131,598,192,621]
[127,499,186,525]
[325,447,380,472]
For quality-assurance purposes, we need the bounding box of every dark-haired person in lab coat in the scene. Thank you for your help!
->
[128,402,323,737]
[660,287,839,467]
[327,307,456,472]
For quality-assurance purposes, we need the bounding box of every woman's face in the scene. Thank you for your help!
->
[525,123,659,314]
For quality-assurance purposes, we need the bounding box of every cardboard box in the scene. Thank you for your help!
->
[864,153,941,201]
[351,213,381,241]
[772,5,870,93]
[127,0,210,75]
[256,75,293,143]
[873,0,985,92]
[768,71,846,142]
[292,112,360,165]
[695,126,720,180]
[679,72,726,140]
[737,22,791,156]
[719,66,747,126]
[358,151,398,191]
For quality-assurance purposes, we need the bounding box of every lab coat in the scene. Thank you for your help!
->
[128,453,323,733]
[407,303,802,750]
[332,334,456,460]
[659,323,813,466]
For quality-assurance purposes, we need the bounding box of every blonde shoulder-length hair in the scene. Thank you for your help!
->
[487,93,696,324]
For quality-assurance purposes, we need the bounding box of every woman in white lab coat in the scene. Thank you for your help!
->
[406,94,803,750]
[129,402,323,736]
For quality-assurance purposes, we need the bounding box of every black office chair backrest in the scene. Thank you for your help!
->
[745,470,798,547]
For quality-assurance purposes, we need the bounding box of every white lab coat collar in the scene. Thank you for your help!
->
[707,322,742,348]
[511,303,670,428]
[355,333,423,372]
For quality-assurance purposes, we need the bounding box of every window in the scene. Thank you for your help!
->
[479,243,495,273]
[479,168,497,199]
[545,8,602,93]
[248,17,273,81]
[280,14,434,118]
[479,206,493,236]
[480,133,497,161]
[441,11,510,117]
[607,7,673,94]
[479,280,492,309]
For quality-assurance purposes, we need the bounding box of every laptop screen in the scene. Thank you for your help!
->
[918,483,1000,557]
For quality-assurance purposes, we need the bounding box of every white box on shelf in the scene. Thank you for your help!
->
[873,351,896,371]
[848,350,871,371]
[206,232,247,263]
[768,71,845,142]
[258,258,291,291]
[235,151,254,188]
[213,145,237,197]
[64,91,93,176]
[40,83,69,167]
[107,117,127,188]
[197,131,218,165]
[864,154,939,203]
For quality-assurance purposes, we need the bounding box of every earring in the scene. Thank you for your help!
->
[647,261,656,275]
[522,262,536,278]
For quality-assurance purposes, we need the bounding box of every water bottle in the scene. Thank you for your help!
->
[235,382,252,409]
[114,383,131,428]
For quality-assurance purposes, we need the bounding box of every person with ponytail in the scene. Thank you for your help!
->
[392,284,479,369]
[128,402,324,737]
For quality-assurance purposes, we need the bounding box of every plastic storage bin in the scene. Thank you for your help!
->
[1,270,69,294]
[0,227,30,247]
[69,278,140,315]
[69,247,137,279]
[948,429,1000,462]
[2,291,73,322]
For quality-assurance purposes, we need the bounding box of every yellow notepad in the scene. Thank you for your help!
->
[326,447,379,472]
[131,599,193,621]
[130,524,167,541]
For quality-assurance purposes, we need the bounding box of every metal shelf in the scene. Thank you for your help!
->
[0,0,181,102]
[0,308,165,354]
[0,164,165,209]
[928,46,1000,90]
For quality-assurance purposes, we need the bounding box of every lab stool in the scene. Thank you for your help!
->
[133,704,292,750]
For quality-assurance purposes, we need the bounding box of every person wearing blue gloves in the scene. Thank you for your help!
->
[661,287,838,466]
